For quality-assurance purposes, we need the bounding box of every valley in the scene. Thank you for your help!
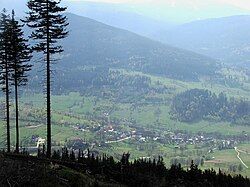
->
[1,0,250,185]
[0,68,249,177]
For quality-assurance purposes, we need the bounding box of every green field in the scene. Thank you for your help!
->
[0,68,249,177]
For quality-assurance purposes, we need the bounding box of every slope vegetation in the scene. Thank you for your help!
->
[59,13,219,81]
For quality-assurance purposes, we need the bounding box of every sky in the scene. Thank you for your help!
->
[67,0,250,22]
[2,0,250,9]
[1,0,250,23]
[66,0,250,10]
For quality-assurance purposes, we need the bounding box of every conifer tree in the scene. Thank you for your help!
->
[9,10,32,153]
[24,0,68,157]
[0,9,11,152]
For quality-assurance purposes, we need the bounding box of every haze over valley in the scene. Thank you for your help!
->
[0,0,250,185]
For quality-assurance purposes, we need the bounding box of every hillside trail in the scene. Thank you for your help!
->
[237,148,250,155]
[105,136,131,144]
[234,147,249,169]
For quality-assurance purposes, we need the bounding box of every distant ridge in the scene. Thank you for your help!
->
[57,13,219,81]
[153,15,250,66]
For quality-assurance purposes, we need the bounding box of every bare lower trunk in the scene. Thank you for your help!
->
[15,78,19,153]
[46,51,51,158]
[46,0,51,158]
[6,77,10,153]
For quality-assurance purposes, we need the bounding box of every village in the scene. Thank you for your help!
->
[30,119,249,157]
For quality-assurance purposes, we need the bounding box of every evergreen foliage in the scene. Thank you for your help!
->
[24,0,68,158]
[9,10,32,153]
[171,89,250,123]
[0,9,32,153]
[0,9,12,152]
[49,149,250,186]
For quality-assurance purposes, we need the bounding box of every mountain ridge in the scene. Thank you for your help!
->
[151,15,250,67]
[58,13,219,81]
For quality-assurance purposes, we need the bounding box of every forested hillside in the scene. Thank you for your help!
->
[154,15,250,67]
[51,13,219,82]
[171,89,250,123]
[0,152,249,187]
[1,0,250,183]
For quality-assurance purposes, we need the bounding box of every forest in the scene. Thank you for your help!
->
[0,149,249,186]
[0,0,250,186]
[171,89,250,124]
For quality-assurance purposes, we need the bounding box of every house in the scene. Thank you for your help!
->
[36,137,46,148]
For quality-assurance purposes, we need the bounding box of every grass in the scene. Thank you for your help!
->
[123,69,250,100]
[0,68,249,177]
[204,145,250,177]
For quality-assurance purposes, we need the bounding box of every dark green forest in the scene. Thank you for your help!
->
[0,0,250,186]
[0,150,249,187]
[171,89,250,123]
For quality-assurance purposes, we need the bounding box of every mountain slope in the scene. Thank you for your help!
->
[59,13,219,81]
[153,15,250,66]
[63,1,174,37]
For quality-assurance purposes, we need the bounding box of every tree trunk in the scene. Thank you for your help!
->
[5,59,10,153]
[14,77,19,153]
[46,0,51,158]
[46,47,51,158]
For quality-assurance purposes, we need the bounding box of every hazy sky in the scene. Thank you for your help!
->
[66,0,250,10]
[2,0,250,9]
[1,0,250,23]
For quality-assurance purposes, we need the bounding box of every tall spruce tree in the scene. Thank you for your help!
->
[9,10,32,153]
[0,9,11,152]
[24,0,68,157]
